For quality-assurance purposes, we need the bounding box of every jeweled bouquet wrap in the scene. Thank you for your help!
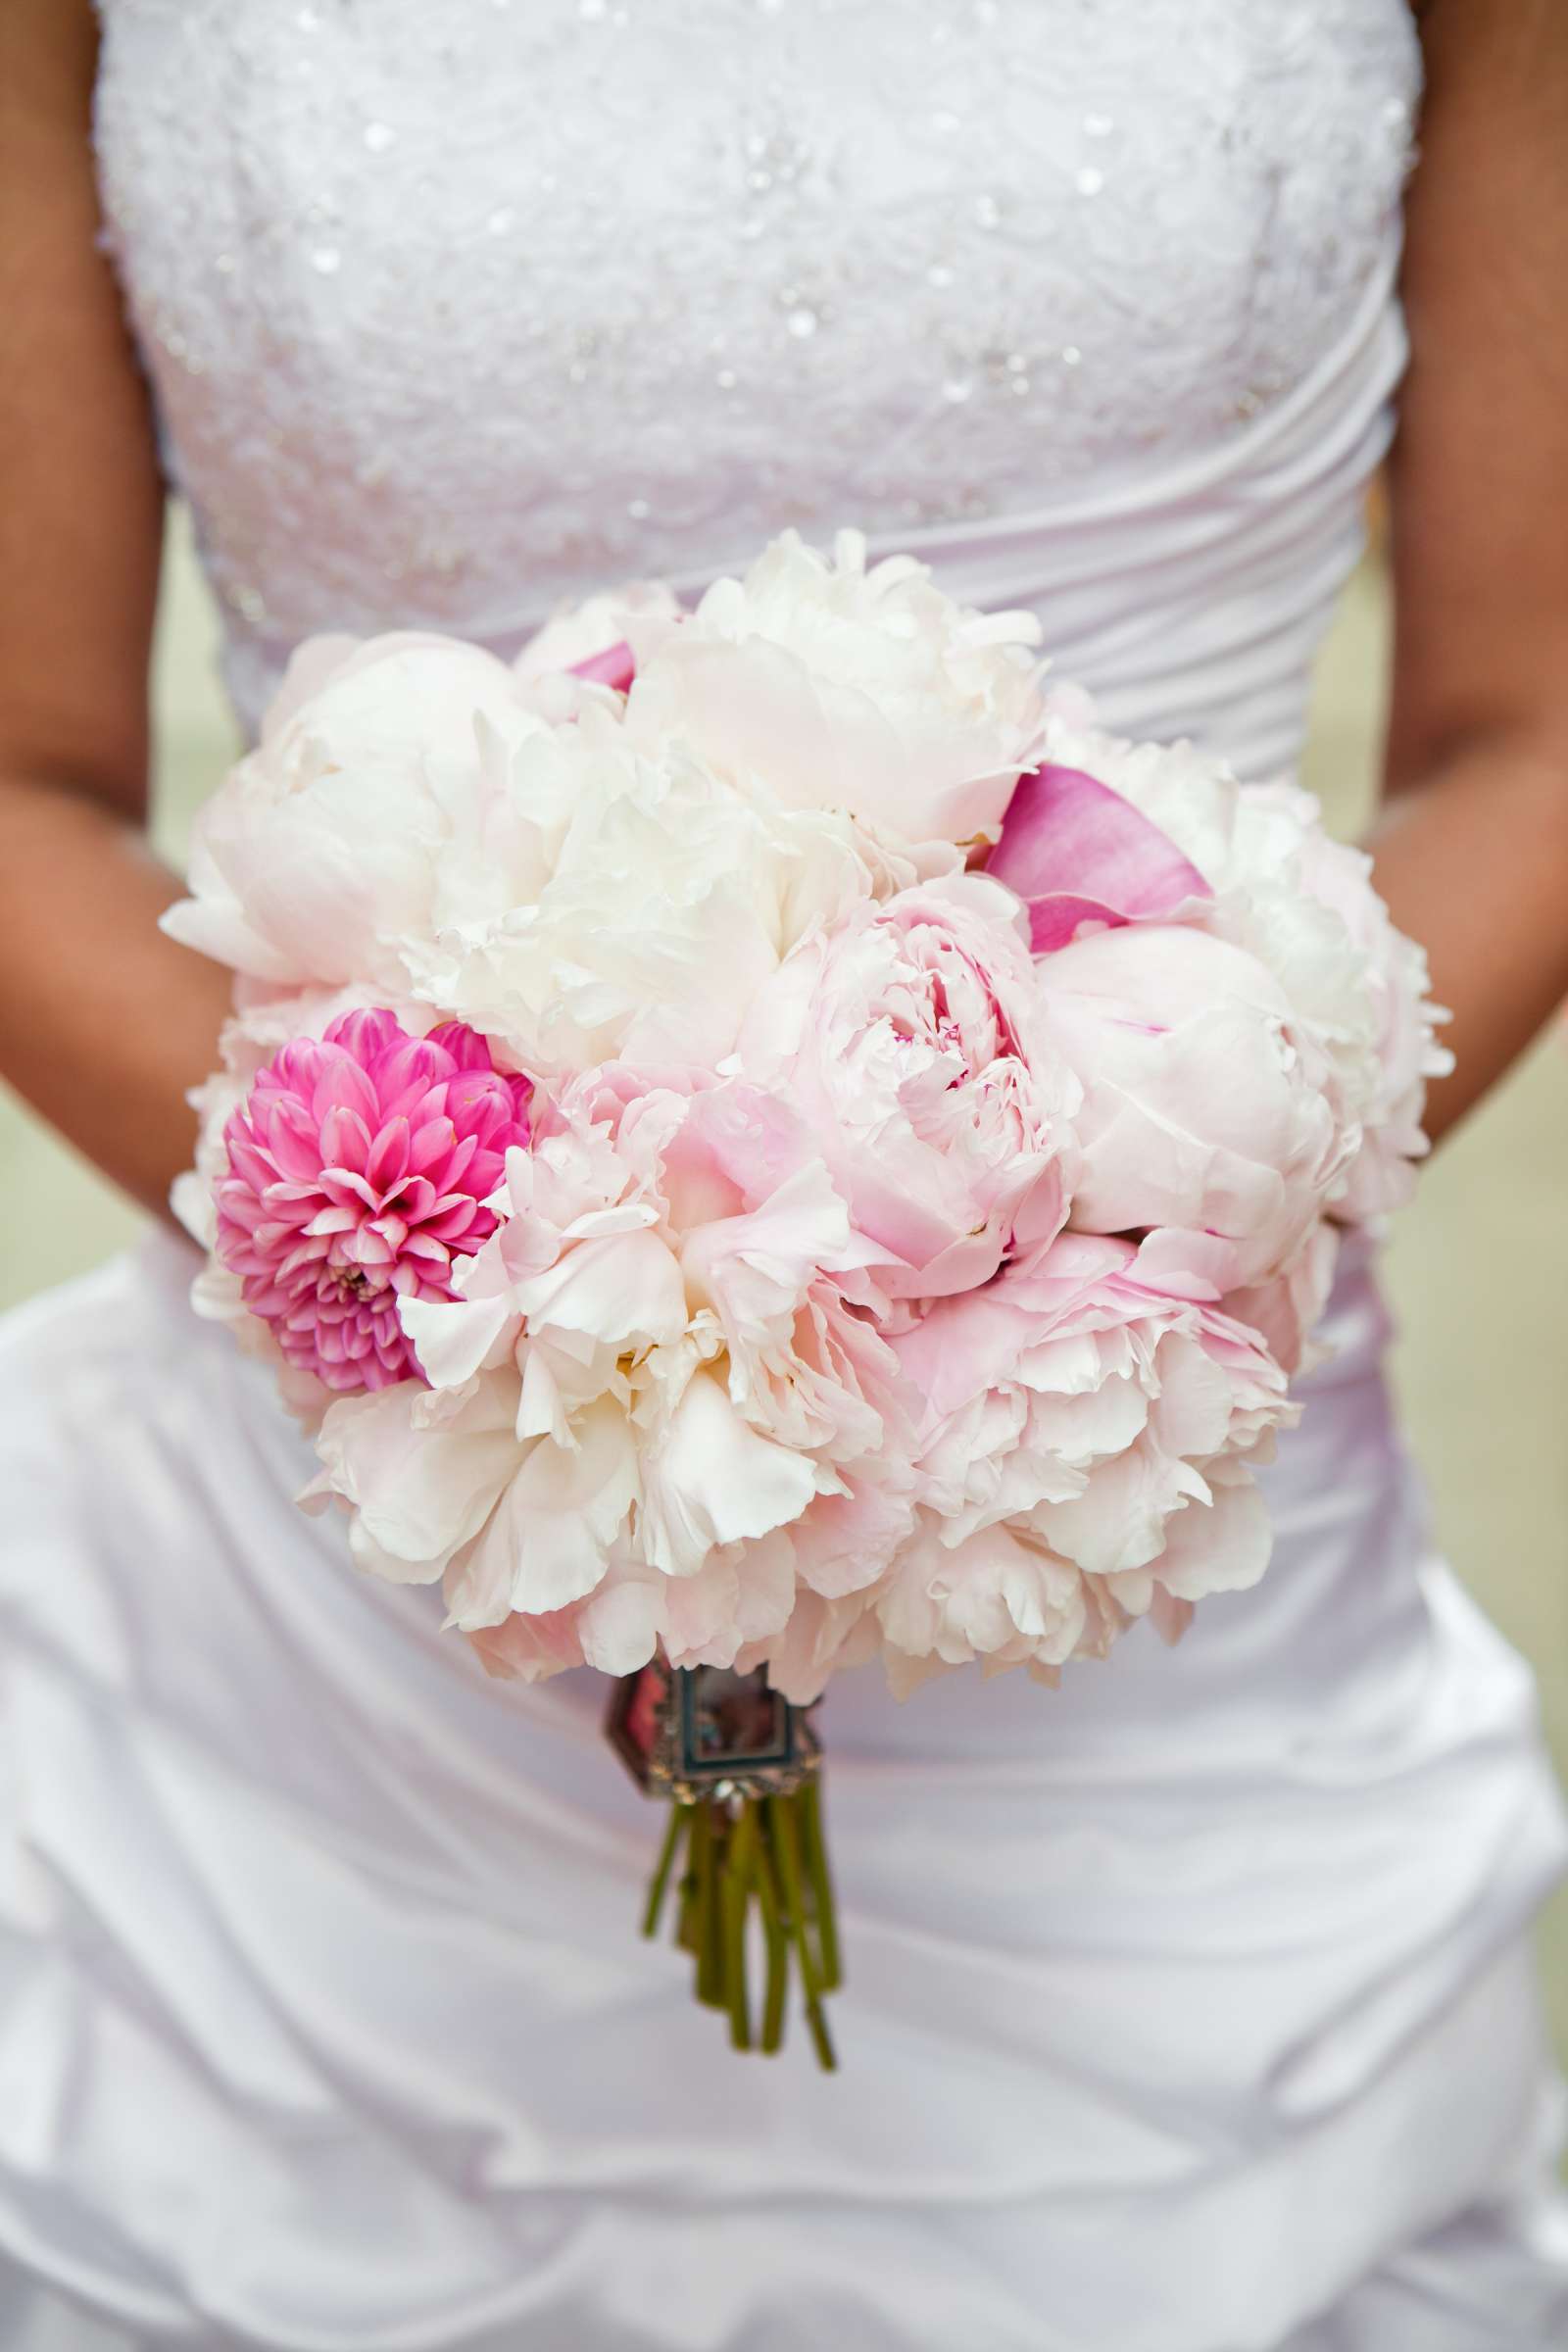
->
[169,531,1450,2065]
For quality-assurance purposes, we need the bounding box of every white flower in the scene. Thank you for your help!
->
[400,704,900,1080]
[512,580,684,719]
[1266,790,1454,1214]
[623,528,1048,852]
[161,633,552,989]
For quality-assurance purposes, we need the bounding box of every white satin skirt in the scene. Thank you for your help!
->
[1,1228,1566,2351]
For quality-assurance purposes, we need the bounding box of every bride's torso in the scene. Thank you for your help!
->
[91,0,1437,1765]
[95,0,1419,776]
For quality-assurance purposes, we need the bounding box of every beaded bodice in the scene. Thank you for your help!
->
[93,1,1419,767]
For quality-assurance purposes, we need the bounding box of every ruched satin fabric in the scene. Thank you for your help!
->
[2,1233,1566,2350]
[226,253,1408,791]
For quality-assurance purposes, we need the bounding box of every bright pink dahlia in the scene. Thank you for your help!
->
[217,1008,532,1391]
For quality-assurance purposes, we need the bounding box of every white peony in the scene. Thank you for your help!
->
[622,528,1049,854]
[161,633,551,990]
[400,702,916,1081]
[511,579,684,719]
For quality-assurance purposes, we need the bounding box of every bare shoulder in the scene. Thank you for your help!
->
[0,0,164,816]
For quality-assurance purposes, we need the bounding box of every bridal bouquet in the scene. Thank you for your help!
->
[168,532,1448,2066]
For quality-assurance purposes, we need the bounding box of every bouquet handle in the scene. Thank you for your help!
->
[607,1664,842,2068]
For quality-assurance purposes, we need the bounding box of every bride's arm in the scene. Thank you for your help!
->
[0,0,231,1217]
[1373,0,1568,1141]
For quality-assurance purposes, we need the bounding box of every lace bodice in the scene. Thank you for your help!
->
[93,1,1419,769]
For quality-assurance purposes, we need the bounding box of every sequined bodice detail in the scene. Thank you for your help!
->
[94,1,1418,759]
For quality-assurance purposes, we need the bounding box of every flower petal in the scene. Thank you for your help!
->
[989,763,1211,951]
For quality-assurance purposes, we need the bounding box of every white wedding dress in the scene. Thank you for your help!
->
[3,3,1566,2346]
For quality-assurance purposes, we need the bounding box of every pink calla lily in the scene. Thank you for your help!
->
[988,762,1212,953]
[566,638,637,691]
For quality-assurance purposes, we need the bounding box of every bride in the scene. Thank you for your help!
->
[2,2,1566,2346]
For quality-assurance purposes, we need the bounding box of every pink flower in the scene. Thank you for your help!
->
[217,1008,532,1392]
[877,1231,1297,1693]
[1216,1223,1342,1380]
[1011,710,1449,1223]
[737,873,1079,1301]
[1039,923,1349,1289]
[987,761,1212,952]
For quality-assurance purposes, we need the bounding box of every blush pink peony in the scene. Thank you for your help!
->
[877,1231,1296,1693]
[1039,923,1350,1290]
[737,872,1080,1302]
[216,1008,532,1392]
[1021,705,1449,1218]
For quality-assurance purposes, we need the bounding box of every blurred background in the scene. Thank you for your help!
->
[2,510,1564,2066]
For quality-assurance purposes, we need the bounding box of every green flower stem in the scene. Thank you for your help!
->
[765,1794,838,2073]
[797,1780,842,1993]
[692,1802,725,2009]
[748,1807,791,2055]
[641,1802,688,1941]
[675,1811,702,1960]
[638,1786,840,2070]
[720,1804,758,2052]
